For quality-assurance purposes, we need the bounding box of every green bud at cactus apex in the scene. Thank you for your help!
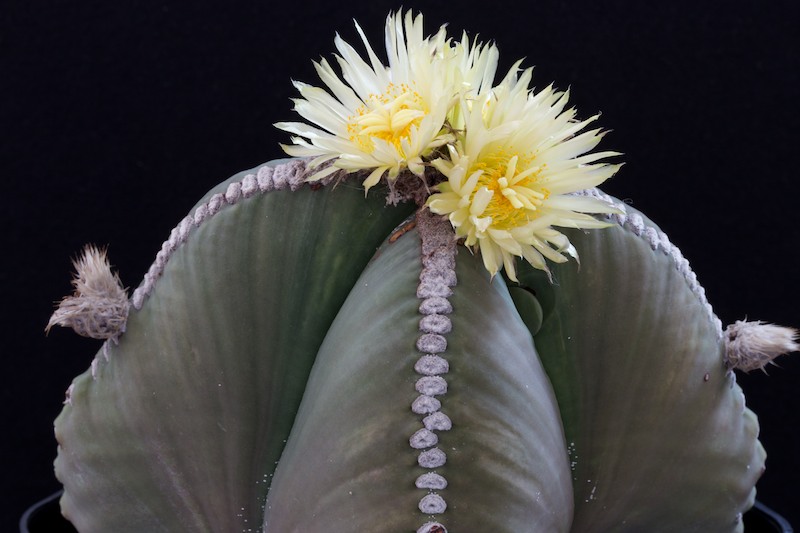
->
[47,10,798,533]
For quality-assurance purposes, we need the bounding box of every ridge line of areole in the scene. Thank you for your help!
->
[412,208,457,533]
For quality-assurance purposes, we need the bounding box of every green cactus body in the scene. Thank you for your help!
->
[54,159,764,532]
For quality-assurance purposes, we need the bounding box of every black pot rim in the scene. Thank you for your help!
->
[751,501,794,533]
[19,490,64,533]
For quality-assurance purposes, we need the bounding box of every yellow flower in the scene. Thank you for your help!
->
[276,12,496,192]
[426,66,623,281]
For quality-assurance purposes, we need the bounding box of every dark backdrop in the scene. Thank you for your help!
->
[2,0,798,529]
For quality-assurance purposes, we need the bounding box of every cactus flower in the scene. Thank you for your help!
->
[426,70,623,280]
[276,11,496,190]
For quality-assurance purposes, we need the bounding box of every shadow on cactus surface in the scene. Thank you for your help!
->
[47,10,797,533]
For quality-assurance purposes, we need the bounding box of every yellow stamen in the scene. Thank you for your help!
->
[470,150,548,231]
[347,83,428,154]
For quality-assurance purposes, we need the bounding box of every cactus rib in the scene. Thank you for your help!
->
[514,198,764,531]
[54,159,417,532]
[262,216,572,531]
[573,187,723,337]
[131,159,316,311]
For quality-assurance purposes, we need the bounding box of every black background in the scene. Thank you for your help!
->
[2,0,798,530]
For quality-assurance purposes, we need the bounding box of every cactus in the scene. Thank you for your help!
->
[50,158,794,533]
[49,11,797,533]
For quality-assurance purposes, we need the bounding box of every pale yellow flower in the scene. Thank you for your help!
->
[426,66,622,281]
[276,11,495,191]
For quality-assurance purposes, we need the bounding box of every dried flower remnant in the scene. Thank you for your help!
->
[724,320,799,372]
[47,245,129,340]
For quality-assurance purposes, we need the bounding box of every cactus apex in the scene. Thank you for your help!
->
[46,245,129,340]
[724,319,799,372]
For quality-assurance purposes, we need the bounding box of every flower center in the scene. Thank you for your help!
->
[472,151,548,231]
[347,83,427,154]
